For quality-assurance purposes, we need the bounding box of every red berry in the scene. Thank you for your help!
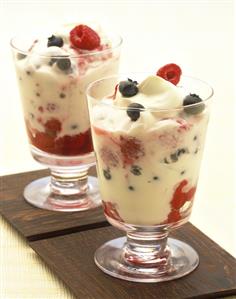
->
[55,129,93,155]
[70,24,100,50]
[119,135,145,166]
[44,118,61,137]
[156,63,182,85]
[171,180,196,209]
[167,210,182,223]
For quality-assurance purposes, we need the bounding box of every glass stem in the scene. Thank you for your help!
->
[124,230,171,273]
[50,167,89,197]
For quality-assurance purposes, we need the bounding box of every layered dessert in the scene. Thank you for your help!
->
[89,64,210,225]
[13,24,121,156]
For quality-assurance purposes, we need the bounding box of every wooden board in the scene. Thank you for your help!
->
[30,223,236,299]
[0,169,108,241]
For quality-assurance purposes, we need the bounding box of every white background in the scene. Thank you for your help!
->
[0,0,235,297]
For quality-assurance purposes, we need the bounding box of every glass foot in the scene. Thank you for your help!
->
[94,237,199,282]
[24,176,101,212]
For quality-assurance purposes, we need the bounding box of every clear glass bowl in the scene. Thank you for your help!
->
[11,30,122,211]
[87,74,213,282]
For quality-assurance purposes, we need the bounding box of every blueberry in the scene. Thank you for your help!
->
[170,153,178,162]
[153,176,159,180]
[128,186,135,191]
[60,93,66,98]
[177,148,187,156]
[47,35,64,47]
[17,53,27,60]
[183,94,205,115]
[103,168,112,180]
[71,124,78,130]
[130,165,142,176]
[49,58,57,66]
[56,58,71,71]
[127,103,145,121]
[119,80,139,97]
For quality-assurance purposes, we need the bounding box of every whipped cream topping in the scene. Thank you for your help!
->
[94,75,186,134]
[114,75,184,110]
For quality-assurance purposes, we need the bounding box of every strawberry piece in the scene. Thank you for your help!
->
[103,201,123,222]
[70,24,100,50]
[156,63,182,85]
[119,135,145,166]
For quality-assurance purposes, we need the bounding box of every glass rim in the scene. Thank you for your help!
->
[10,32,123,59]
[87,74,214,113]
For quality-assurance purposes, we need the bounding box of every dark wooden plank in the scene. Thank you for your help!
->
[0,168,108,241]
[30,222,236,299]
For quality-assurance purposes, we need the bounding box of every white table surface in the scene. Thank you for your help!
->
[0,1,235,298]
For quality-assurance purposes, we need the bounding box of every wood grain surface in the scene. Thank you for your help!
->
[30,223,236,299]
[0,168,108,241]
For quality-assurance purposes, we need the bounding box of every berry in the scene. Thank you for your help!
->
[103,168,112,180]
[183,94,205,115]
[119,80,139,97]
[128,186,135,191]
[130,165,142,176]
[167,210,182,223]
[49,58,57,66]
[119,135,144,165]
[171,180,196,209]
[47,35,64,47]
[56,58,71,71]
[44,118,61,137]
[127,103,144,121]
[156,63,182,85]
[70,25,100,50]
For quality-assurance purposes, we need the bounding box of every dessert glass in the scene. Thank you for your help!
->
[87,74,213,282]
[11,33,122,212]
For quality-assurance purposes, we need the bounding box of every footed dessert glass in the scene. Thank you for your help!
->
[11,32,122,211]
[87,74,213,282]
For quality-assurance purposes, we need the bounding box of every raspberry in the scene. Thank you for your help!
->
[167,210,181,223]
[70,25,100,50]
[171,180,196,209]
[119,135,145,166]
[156,63,182,85]
[44,118,61,137]
[55,130,93,155]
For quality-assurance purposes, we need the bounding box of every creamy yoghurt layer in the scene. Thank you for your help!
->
[91,73,209,225]
[13,24,120,156]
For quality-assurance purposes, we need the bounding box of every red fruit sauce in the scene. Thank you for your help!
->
[26,120,93,156]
